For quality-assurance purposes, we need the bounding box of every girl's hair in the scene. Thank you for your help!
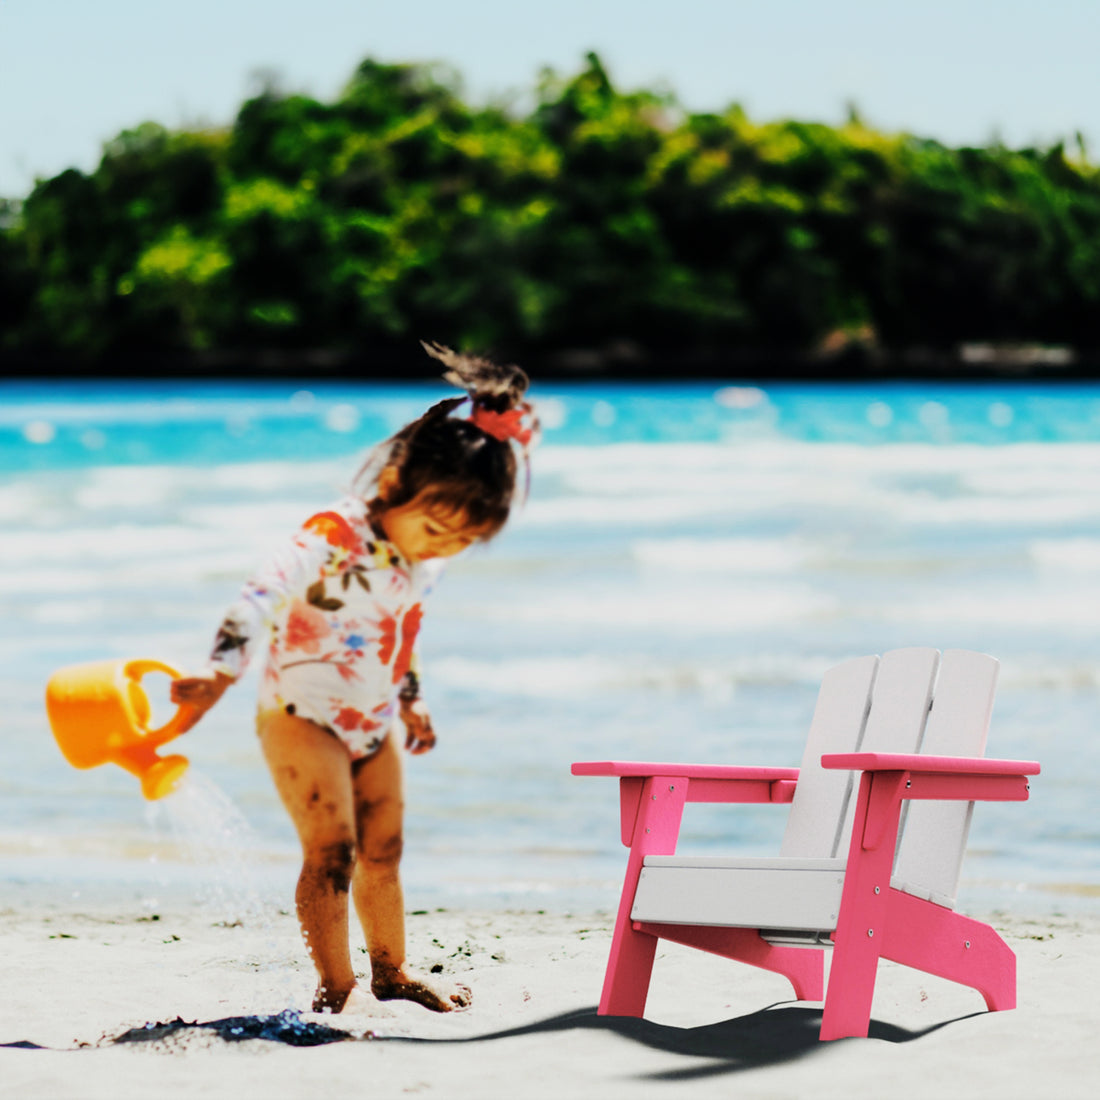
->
[354,342,535,538]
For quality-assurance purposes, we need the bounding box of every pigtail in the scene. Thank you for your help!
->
[421,341,529,413]
[424,341,540,454]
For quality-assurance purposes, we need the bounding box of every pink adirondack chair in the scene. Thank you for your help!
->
[573,648,1040,1041]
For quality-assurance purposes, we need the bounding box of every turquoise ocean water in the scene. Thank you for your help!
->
[2,377,1099,918]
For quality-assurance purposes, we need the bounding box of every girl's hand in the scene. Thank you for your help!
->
[401,698,436,755]
[169,670,234,732]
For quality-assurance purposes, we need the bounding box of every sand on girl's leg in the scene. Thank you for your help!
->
[371,965,472,1012]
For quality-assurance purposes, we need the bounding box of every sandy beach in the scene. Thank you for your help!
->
[2,885,1098,1100]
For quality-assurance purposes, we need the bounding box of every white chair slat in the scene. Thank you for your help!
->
[893,650,1000,906]
[779,655,878,859]
[835,647,940,858]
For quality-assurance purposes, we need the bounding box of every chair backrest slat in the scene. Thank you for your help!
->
[779,646,997,897]
[835,647,940,856]
[780,655,878,858]
[893,649,999,907]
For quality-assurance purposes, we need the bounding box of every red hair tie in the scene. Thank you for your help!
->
[469,403,535,447]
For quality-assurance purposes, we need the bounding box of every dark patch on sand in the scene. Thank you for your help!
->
[111,1010,358,1047]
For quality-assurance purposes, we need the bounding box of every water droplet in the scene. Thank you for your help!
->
[23,420,56,444]
[590,400,616,427]
[866,401,893,428]
[715,386,767,410]
[324,404,360,433]
[535,397,567,430]
[918,401,949,430]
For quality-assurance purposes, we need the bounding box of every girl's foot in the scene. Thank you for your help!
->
[371,965,472,1012]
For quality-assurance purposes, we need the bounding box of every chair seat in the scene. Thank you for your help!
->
[634,855,961,933]
[633,856,847,932]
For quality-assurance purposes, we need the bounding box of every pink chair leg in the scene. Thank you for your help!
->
[598,776,688,1016]
[600,916,659,1016]
[820,771,902,1041]
[820,918,882,1041]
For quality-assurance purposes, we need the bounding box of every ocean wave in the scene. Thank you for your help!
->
[631,537,818,573]
[470,583,836,631]
[0,393,400,430]
[0,481,42,522]
[70,461,348,511]
[536,439,1100,477]
[529,441,1100,528]
[0,525,232,565]
[1029,538,1100,572]
[430,648,1100,697]
[882,589,1100,628]
[429,652,834,698]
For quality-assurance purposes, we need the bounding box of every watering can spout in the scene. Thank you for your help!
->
[45,658,193,800]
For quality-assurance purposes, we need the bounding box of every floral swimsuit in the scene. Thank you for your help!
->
[206,495,442,760]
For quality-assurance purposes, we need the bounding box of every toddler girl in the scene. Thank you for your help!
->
[170,343,536,1015]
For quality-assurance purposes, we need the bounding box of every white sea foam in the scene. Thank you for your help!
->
[883,588,1100,628]
[24,596,112,625]
[1029,538,1100,572]
[0,567,107,595]
[178,501,317,536]
[876,492,1100,526]
[530,441,1100,529]
[0,482,42,521]
[0,394,373,429]
[524,492,742,526]
[0,525,230,565]
[430,652,834,698]
[537,439,1100,481]
[631,537,818,573]
[473,583,835,631]
[67,460,347,512]
[429,650,1100,699]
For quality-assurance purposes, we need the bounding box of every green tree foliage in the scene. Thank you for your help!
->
[2,53,1098,367]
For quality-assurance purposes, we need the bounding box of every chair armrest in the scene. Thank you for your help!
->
[822,752,1039,816]
[573,761,799,806]
[573,762,800,846]
[820,752,1040,777]
[572,761,799,781]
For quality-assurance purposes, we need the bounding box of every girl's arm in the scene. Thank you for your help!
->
[400,697,436,754]
[171,511,341,729]
[398,663,435,753]
[170,669,234,732]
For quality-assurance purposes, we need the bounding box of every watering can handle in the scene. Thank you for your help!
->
[122,658,195,743]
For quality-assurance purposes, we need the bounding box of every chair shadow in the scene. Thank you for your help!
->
[386,1002,988,1079]
[2,1002,985,1074]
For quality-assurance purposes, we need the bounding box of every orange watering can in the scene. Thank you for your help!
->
[45,658,194,800]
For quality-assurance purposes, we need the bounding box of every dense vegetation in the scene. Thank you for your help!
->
[3,53,1099,373]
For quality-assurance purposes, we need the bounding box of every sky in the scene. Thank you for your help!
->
[1,0,1098,199]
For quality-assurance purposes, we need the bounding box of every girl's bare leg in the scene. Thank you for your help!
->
[258,709,364,1012]
[351,735,471,1011]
